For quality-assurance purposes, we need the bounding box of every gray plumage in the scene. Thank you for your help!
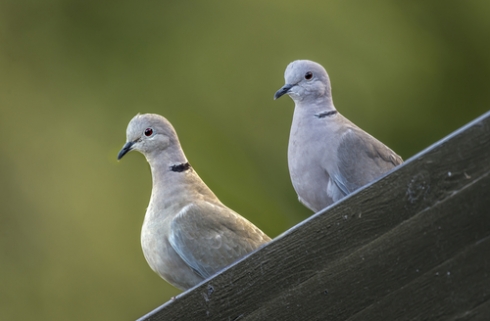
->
[117,113,270,290]
[274,60,403,212]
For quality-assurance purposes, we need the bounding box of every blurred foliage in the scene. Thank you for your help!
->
[0,0,489,320]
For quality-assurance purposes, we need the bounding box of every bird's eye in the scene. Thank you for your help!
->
[305,72,313,80]
[144,128,153,137]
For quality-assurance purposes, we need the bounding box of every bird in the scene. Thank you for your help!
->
[117,113,271,290]
[274,60,403,213]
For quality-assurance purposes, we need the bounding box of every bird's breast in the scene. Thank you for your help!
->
[288,120,336,212]
[140,208,204,289]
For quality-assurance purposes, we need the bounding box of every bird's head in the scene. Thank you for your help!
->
[117,113,180,161]
[274,60,332,103]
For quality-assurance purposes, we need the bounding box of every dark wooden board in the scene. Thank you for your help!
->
[138,111,490,321]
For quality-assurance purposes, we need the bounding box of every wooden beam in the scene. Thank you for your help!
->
[138,111,490,321]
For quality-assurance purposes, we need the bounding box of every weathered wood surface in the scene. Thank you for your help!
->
[138,111,490,321]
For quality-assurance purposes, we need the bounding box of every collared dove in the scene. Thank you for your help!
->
[117,113,270,290]
[274,60,403,212]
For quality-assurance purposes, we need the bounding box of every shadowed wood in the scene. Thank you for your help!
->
[138,111,490,321]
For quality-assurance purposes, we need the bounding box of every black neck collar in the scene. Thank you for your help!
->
[170,162,191,172]
[315,110,338,118]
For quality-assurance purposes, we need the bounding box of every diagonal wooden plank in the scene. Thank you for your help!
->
[448,299,490,321]
[347,235,490,321]
[245,170,490,320]
[138,112,490,321]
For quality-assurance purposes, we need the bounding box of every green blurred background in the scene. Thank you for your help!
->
[0,1,489,320]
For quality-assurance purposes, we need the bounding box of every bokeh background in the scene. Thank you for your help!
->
[1,1,489,320]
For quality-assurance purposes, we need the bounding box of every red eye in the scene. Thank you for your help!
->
[144,128,153,136]
[305,72,313,80]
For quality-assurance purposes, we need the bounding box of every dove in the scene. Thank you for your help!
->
[117,113,270,290]
[274,60,403,212]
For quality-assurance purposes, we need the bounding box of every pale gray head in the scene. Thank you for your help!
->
[117,113,180,160]
[274,60,332,103]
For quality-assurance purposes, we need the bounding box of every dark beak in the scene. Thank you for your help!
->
[117,141,134,160]
[274,84,294,100]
